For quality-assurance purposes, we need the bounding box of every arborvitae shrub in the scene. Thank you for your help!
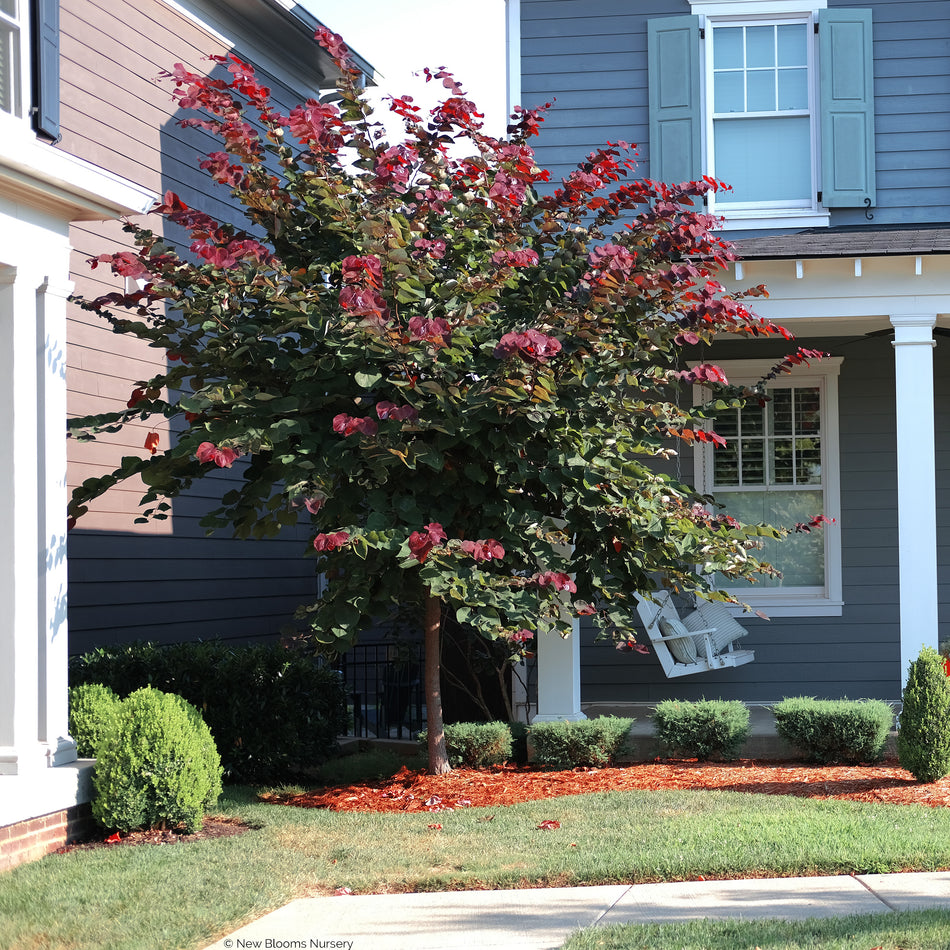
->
[652,700,750,761]
[70,640,347,783]
[773,697,894,764]
[898,646,950,783]
[68,683,121,758]
[418,721,513,768]
[529,717,633,768]
[92,687,223,833]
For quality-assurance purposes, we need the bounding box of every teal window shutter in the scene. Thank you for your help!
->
[647,15,701,185]
[31,0,60,142]
[818,8,874,208]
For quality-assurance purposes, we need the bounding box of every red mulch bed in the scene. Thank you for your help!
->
[262,760,950,813]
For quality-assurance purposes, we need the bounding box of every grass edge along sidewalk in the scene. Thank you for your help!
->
[5,784,950,949]
[564,909,950,950]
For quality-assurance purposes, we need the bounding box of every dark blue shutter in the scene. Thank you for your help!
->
[31,0,60,142]
[647,15,702,185]
[818,8,874,207]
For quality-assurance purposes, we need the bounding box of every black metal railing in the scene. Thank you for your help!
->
[335,641,425,739]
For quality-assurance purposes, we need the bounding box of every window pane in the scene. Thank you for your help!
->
[772,439,794,484]
[746,26,774,68]
[778,68,808,110]
[796,387,821,433]
[771,389,793,435]
[746,70,776,112]
[714,442,740,485]
[777,23,806,66]
[717,489,825,587]
[714,27,744,69]
[739,403,764,436]
[740,439,765,483]
[714,408,739,439]
[796,438,822,483]
[714,116,811,203]
[0,1,15,18]
[715,71,745,113]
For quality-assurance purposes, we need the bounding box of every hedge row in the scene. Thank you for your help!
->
[70,640,347,784]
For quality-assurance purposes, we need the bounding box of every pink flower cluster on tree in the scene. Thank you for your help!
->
[408,523,447,563]
[493,329,562,363]
[332,413,378,437]
[195,442,242,468]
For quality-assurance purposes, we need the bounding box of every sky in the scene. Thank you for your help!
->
[301,0,510,141]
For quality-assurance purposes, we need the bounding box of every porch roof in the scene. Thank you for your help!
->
[732,224,950,260]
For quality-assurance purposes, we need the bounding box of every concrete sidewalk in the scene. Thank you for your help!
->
[203,871,950,950]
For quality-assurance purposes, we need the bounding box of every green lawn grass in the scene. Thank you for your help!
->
[3,783,950,950]
[562,910,950,950]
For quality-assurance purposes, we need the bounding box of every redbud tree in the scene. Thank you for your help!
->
[67,30,823,773]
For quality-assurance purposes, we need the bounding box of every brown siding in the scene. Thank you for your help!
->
[62,0,320,653]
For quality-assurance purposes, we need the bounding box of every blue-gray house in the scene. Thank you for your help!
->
[506,0,950,715]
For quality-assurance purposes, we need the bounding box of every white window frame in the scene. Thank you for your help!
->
[689,0,831,230]
[0,0,27,122]
[692,356,843,616]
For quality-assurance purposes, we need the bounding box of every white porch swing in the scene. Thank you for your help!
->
[633,591,755,678]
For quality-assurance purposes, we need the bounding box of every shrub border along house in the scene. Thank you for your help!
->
[70,641,348,784]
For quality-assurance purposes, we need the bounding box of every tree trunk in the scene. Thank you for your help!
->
[424,589,451,775]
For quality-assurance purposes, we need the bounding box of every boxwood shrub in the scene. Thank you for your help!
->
[70,640,347,783]
[92,687,222,834]
[529,716,633,768]
[773,697,894,765]
[653,699,750,761]
[418,721,513,768]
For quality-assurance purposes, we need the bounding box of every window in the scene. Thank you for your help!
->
[0,0,59,140]
[710,18,814,212]
[0,0,23,118]
[693,357,843,616]
[648,4,874,229]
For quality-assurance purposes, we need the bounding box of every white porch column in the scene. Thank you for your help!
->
[37,276,75,766]
[0,264,75,775]
[890,313,939,686]
[532,619,587,722]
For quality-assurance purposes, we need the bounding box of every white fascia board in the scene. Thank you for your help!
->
[0,123,156,221]
[689,0,826,15]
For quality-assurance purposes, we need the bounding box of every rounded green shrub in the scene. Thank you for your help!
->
[92,687,223,833]
[68,683,121,758]
[529,717,633,768]
[773,697,894,765]
[418,721,513,768]
[898,647,950,783]
[653,699,750,761]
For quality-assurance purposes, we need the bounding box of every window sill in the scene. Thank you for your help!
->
[715,209,831,231]
[729,599,843,619]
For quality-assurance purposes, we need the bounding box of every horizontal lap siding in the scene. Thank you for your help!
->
[61,0,320,653]
[580,337,915,704]
[520,0,950,223]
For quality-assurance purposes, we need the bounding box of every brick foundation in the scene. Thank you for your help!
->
[0,803,96,873]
